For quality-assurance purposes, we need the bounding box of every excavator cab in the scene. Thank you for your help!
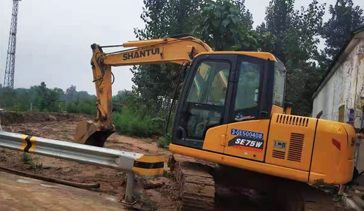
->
[171,52,285,149]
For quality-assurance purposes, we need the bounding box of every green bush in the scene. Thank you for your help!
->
[157,134,172,148]
[149,117,165,136]
[66,100,97,116]
[113,110,132,134]
[78,103,96,115]
[129,119,149,137]
[13,103,28,111]
[113,109,167,138]
[66,103,79,113]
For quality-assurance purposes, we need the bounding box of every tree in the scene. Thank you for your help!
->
[132,0,203,117]
[194,0,253,50]
[66,85,76,103]
[263,0,326,115]
[134,0,201,40]
[319,0,364,69]
[37,83,64,112]
[192,0,276,52]
[113,90,134,105]
[264,0,295,60]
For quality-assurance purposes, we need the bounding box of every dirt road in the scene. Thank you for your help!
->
[0,171,127,211]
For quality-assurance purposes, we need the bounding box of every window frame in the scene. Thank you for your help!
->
[228,55,266,123]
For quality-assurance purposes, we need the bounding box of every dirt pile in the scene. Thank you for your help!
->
[0,111,91,126]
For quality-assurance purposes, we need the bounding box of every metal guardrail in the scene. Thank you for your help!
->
[0,130,165,203]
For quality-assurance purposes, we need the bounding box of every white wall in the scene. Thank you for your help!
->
[312,38,364,128]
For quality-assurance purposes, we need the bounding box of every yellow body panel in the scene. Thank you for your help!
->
[309,119,355,184]
[223,120,270,161]
[169,143,309,182]
[202,125,227,153]
[265,114,316,171]
[170,113,356,185]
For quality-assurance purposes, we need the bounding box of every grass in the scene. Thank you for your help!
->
[22,153,43,172]
[1,155,8,162]
[28,162,43,172]
[22,152,32,164]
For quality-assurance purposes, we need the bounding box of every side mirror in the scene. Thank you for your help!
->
[284,101,293,115]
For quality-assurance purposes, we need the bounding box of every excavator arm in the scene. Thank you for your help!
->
[74,36,212,147]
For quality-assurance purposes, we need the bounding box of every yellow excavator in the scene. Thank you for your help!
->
[75,35,356,210]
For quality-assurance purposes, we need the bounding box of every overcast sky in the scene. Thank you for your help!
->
[1,0,363,95]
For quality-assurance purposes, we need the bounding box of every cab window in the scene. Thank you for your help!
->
[234,61,261,110]
[187,61,230,106]
[273,62,285,107]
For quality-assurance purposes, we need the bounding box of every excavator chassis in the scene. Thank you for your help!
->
[168,155,215,211]
[168,154,349,211]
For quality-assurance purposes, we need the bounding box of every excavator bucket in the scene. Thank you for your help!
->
[74,120,114,147]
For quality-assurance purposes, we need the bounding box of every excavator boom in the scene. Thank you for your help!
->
[74,36,212,146]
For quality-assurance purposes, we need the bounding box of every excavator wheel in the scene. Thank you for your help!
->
[74,120,114,147]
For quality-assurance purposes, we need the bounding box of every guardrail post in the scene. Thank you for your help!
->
[125,172,135,203]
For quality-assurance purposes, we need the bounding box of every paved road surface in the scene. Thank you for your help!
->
[0,171,128,211]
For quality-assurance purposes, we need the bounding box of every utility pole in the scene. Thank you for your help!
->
[4,0,22,89]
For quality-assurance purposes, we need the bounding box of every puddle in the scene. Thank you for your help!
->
[17,179,32,184]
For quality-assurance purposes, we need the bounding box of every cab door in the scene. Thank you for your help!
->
[172,54,237,153]
[223,56,273,162]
